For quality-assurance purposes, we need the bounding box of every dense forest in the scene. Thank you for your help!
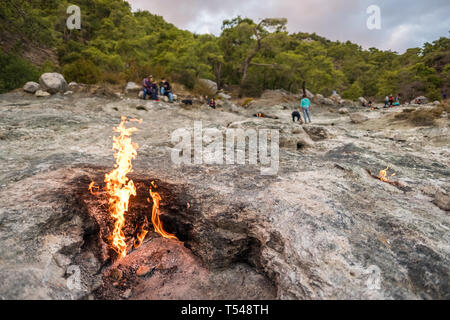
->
[1,0,449,101]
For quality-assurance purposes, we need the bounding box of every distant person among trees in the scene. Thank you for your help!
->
[208,98,216,109]
[160,78,173,102]
[300,94,312,124]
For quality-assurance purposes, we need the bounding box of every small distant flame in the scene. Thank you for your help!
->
[88,181,100,195]
[149,182,178,240]
[378,166,396,182]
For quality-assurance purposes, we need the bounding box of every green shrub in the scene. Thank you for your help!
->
[342,81,363,100]
[62,59,101,84]
[0,50,40,93]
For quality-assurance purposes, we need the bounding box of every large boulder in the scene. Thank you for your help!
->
[322,98,335,106]
[304,89,314,99]
[358,97,368,105]
[330,93,341,103]
[125,82,141,93]
[338,107,349,114]
[349,113,369,124]
[218,92,232,100]
[411,96,428,105]
[23,82,40,94]
[314,94,325,104]
[39,73,67,94]
[198,79,218,93]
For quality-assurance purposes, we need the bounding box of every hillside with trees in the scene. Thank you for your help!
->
[1,0,448,101]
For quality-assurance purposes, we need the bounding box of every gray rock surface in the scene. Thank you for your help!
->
[359,97,368,105]
[39,73,68,94]
[23,82,40,93]
[199,79,218,92]
[339,107,349,114]
[350,113,369,123]
[35,90,51,97]
[0,91,449,300]
[434,191,450,211]
[125,82,141,93]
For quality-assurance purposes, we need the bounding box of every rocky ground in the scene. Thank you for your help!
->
[0,89,449,300]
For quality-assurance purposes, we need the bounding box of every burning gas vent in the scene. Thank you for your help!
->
[89,116,178,259]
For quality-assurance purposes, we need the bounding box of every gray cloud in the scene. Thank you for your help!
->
[128,0,450,52]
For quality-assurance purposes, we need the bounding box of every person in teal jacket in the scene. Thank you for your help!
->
[300,94,312,123]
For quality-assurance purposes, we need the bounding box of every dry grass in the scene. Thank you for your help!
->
[392,100,450,126]
[241,98,254,107]
[394,106,444,126]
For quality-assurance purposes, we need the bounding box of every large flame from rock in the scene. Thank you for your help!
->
[90,116,177,259]
[149,182,178,240]
[104,116,139,258]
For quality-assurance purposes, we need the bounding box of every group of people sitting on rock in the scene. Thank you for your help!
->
[142,75,173,102]
[384,94,400,108]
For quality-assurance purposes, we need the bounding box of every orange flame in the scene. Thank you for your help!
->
[378,166,396,182]
[103,116,139,258]
[88,181,100,195]
[134,217,149,249]
[149,182,178,240]
[88,116,178,259]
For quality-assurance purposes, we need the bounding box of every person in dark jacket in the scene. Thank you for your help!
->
[142,75,153,100]
[160,78,173,102]
[209,98,216,109]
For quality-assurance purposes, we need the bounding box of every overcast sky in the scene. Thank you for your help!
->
[128,0,449,53]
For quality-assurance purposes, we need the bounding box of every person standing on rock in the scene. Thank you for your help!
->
[300,94,312,124]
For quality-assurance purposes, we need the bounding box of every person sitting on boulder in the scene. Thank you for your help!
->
[300,94,312,124]
[209,98,216,109]
[389,94,394,107]
[142,75,153,100]
[151,81,159,101]
[160,78,173,103]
